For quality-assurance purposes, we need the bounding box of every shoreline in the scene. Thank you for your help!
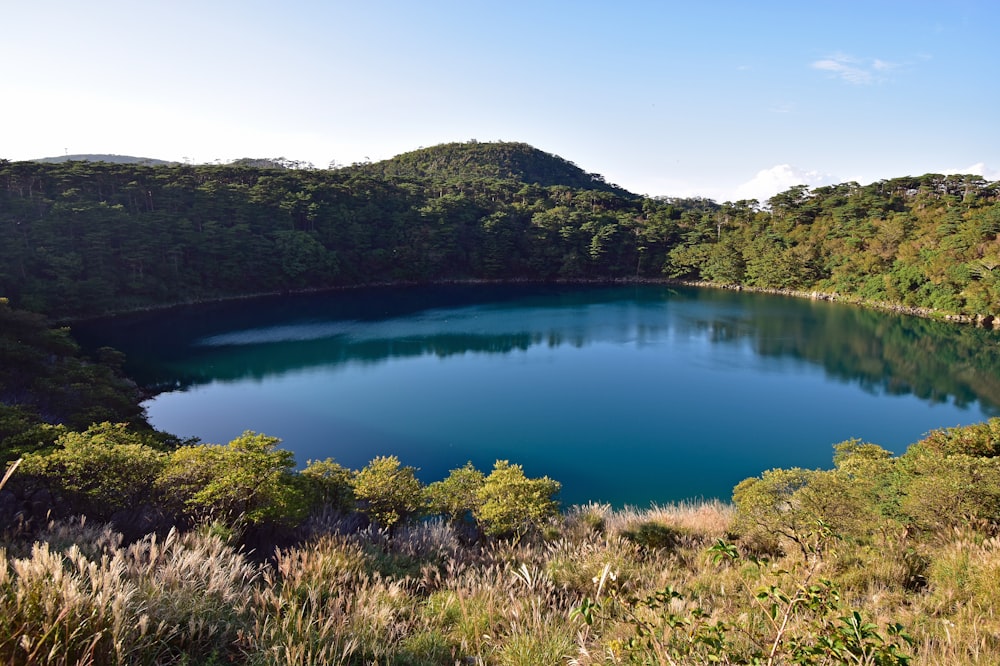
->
[60,276,1000,331]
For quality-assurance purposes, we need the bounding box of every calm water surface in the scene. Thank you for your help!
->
[75,284,1000,507]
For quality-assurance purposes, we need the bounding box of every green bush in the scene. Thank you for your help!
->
[352,455,424,530]
[622,520,688,550]
[907,419,1000,458]
[895,420,1000,531]
[901,454,1000,531]
[0,405,63,460]
[300,457,356,514]
[733,461,878,554]
[19,422,166,518]
[157,431,306,528]
[473,460,560,539]
[425,461,485,524]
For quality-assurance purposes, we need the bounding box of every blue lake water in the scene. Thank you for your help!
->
[74,284,1000,507]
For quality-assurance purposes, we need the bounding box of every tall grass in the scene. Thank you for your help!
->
[1,501,998,664]
[0,519,257,665]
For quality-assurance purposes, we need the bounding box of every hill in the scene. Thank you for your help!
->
[2,150,998,322]
[33,154,174,166]
[355,141,635,196]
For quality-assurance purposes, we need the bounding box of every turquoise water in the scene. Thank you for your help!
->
[74,284,1000,507]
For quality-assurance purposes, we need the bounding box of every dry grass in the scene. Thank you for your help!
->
[605,499,735,540]
[2,503,1000,664]
[0,519,258,665]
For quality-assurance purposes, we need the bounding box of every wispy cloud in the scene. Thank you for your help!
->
[811,54,897,85]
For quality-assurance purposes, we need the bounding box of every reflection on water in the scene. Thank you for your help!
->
[73,284,1000,506]
[78,284,1000,413]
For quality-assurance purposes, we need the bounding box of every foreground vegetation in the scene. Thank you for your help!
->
[3,418,1000,664]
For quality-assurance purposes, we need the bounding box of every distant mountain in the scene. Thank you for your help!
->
[33,154,175,166]
[228,157,314,170]
[355,141,635,196]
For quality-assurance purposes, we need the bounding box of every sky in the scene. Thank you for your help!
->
[3,1,998,202]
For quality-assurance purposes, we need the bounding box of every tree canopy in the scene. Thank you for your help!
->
[2,147,997,323]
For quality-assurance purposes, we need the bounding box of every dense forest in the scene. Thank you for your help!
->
[3,142,1000,664]
[2,141,997,321]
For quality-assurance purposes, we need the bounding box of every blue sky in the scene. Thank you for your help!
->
[3,1,998,201]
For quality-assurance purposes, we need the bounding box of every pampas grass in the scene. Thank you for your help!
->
[2,501,999,664]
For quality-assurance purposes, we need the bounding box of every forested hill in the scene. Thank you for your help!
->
[0,146,998,322]
[352,141,635,196]
[0,147,681,319]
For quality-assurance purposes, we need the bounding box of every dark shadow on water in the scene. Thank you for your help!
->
[74,283,1000,414]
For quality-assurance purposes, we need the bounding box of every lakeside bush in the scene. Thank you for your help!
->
[8,431,566,545]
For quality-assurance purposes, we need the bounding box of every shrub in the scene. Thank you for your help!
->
[906,418,1000,459]
[352,455,424,530]
[900,454,1000,531]
[732,467,817,553]
[19,422,166,519]
[474,460,560,539]
[425,461,485,524]
[300,457,356,514]
[896,423,1000,532]
[832,439,905,521]
[0,405,63,459]
[621,520,689,550]
[157,431,306,528]
[733,465,872,553]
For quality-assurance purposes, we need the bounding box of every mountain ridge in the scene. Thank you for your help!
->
[32,154,175,166]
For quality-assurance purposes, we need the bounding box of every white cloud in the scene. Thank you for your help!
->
[943,162,1000,181]
[732,164,838,203]
[811,54,896,85]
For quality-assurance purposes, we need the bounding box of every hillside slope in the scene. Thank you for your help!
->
[354,141,635,196]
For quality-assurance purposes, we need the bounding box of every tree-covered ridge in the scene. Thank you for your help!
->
[667,175,1000,316]
[1,147,998,322]
[0,155,681,318]
[352,141,635,196]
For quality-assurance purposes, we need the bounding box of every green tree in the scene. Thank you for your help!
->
[19,422,166,518]
[732,466,871,555]
[300,457,356,514]
[352,455,424,530]
[473,460,560,539]
[273,229,337,284]
[701,232,746,283]
[157,431,305,527]
[896,419,1000,530]
[425,461,485,524]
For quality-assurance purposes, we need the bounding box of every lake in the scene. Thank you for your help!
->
[73,284,1000,507]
